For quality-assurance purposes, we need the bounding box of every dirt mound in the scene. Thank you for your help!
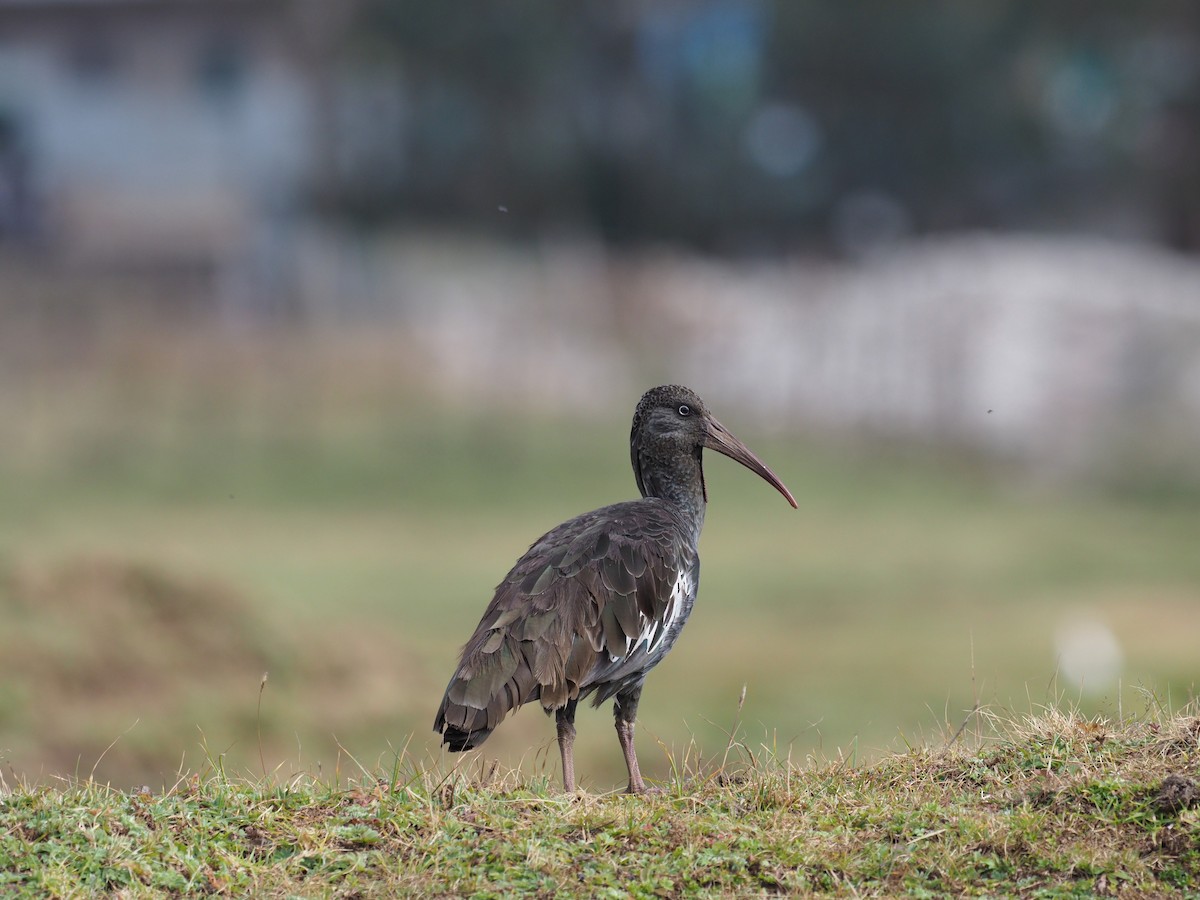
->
[3,558,273,698]
[0,556,432,787]
[0,558,277,781]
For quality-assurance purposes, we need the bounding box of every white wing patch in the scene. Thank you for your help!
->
[626,568,693,657]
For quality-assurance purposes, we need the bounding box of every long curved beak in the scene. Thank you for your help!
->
[704,417,798,508]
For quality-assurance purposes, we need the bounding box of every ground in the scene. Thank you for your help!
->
[2,709,1198,897]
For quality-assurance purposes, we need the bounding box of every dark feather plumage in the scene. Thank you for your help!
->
[433,500,695,747]
[433,385,795,792]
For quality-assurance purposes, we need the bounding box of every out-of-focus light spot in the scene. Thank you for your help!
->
[1055,614,1123,695]
[743,103,822,178]
[830,189,911,257]
[1042,57,1117,138]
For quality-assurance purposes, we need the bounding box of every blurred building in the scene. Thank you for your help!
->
[0,0,352,313]
[3,1,1198,269]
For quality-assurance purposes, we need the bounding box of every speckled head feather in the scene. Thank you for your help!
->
[630,385,706,433]
[629,385,707,501]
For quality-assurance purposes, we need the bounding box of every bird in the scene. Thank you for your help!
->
[433,385,796,793]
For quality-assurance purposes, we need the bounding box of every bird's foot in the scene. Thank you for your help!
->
[625,782,664,795]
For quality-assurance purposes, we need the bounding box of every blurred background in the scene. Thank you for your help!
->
[1,0,1199,790]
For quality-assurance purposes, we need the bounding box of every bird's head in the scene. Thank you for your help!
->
[631,385,797,508]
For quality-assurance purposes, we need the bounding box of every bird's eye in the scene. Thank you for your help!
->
[677,405,691,417]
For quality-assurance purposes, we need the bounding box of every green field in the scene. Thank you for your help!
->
[2,347,1198,791]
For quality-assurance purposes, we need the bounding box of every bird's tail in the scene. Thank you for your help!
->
[432,689,499,752]
[433,625,562,751]
[434,583,600,750]
[437,721,493,752]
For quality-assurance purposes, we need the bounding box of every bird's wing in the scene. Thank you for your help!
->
[433,500,693,748]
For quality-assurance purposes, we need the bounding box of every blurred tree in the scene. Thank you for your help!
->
[338,0,1200,253]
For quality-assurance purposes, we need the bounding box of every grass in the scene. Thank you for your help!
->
[2,706,1198,897]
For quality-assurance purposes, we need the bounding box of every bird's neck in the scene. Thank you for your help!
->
[637,447,707,543]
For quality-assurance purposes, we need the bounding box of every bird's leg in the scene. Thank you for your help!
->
[555,700,579,793]
[613,685,650,794]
